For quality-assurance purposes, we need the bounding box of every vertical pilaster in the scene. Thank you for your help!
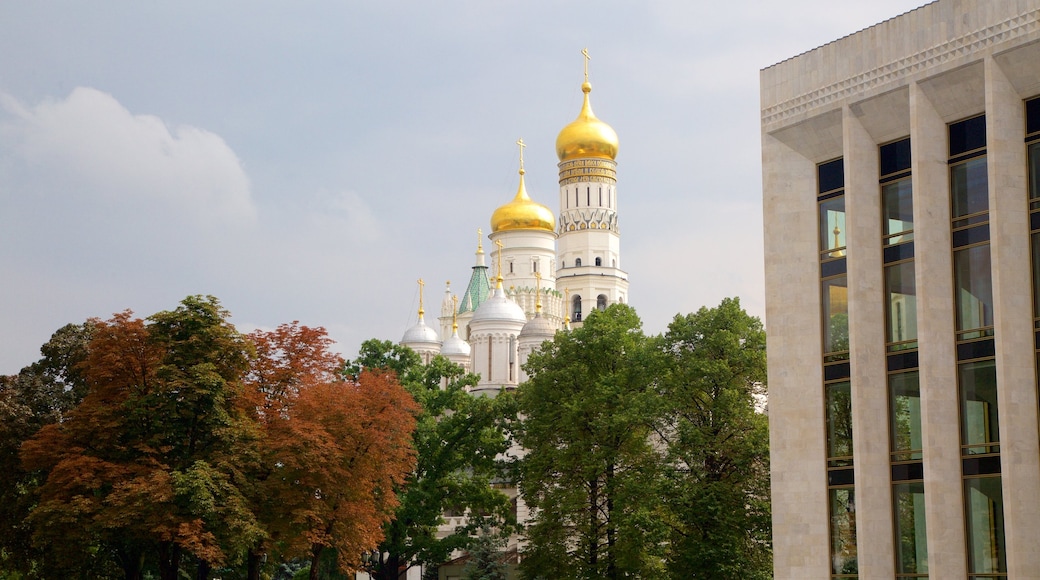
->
[843,106,894,578]
[763,133,830,579]
[910,81,968,578]
[986,55,1040,579]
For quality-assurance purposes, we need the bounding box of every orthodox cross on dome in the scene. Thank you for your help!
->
[582,47,591,82]
[477,228,484,254]
[494,239,504,284]
[417,278,425,317]
[516,137,526,174]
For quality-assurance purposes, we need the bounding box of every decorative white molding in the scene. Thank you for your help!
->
[763,10,1040,127]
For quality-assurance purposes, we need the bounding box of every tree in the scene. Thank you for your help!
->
[0,322,100,578]
[347,340,513,580]
[247,322,418,580]
[656,297,771,579]
[21,297,263,580]
[461,526,510,580]
[516,304,667,580]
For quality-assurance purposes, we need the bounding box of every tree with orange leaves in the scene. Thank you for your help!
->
[245,323,418,580]
[21,297,263,580]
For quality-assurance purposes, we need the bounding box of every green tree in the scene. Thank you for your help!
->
[0,322,103,579]
[348,340,513,580]
[516,304,666,580]
[656,297,771,579]
[21,297,263,580]
[461,526,510,580]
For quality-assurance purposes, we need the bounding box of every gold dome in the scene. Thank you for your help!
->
[490,170,556,233]
[555,81,618,162]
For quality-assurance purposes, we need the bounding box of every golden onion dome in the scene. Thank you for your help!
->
[490,170,556,233]
[555,81,618,162]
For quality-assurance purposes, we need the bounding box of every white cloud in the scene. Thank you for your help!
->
[0,87,255,222]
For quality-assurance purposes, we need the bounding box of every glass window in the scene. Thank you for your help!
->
[960,359,999,455]
[883,178,914,244]
[885,262,918,347]
[894,481,928,576]
[964,476,1007,577]
[819,158,845,194]
[1029,142,1040,201]
[951,157,989,220]
[950,115,987,157]
[820,196,847,257]
[827,381,853,466]
[822,276,850,356]
[880,138,912,177]
[830,487,858,576]
[1032,234,1040,320]
[890,371,923,461]
[954,245,994,335]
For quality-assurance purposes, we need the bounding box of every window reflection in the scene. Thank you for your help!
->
[894,482,928,576]
[883,178,914,244]
[960,359,999,454]
[890,371,922,460]
[951,157,989,221]
[886,262,918,347]
[830,487,858,575]
[954,245,994,336]
[964,476,1007,576]
[827,381,853,466]
[822,276,849,356]
[820,196,847,258]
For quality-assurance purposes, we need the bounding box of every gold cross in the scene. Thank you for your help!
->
[417,278,425,316]
[516,138,526,173]
[477,228,483,253]
[582,48,590,82]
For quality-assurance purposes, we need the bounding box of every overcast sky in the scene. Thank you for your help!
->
[0,0,930,374]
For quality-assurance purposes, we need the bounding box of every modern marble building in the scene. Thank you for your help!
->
[761,1,1040,578]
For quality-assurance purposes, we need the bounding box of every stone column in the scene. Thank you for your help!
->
[762,132,830,579]
[986,55,1040,579]
[909,81,967,577]
[843,106,894,578]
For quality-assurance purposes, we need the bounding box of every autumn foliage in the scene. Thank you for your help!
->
[8,297,418,580]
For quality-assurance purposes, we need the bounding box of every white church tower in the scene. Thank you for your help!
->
[489,139,564,326]
[554,50,628,326]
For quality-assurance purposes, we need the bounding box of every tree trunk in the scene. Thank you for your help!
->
[246,549,263,580]
[157,542,181,580]
[196,558,211,580]
[606,462,616,580]
[376,552,403,580]
[115,544,144,580]
[309,544,323,580]
[589,476,599,572]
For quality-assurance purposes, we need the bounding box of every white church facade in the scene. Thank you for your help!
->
[400,57,629,394]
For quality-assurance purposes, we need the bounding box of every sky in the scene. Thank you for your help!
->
[0,0,931,374]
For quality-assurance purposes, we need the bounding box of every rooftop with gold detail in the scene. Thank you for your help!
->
[489,138,556,233]
[555,48,618,162]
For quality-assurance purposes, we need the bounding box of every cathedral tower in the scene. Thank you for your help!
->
[489,139,564,326]
[554,49,628,325]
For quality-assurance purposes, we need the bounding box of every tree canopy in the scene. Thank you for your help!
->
[515,299,770,580]
[6,297,419,580]
[347,340,514,580]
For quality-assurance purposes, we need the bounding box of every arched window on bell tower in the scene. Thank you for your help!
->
[597,294,607,311]
[572,295,582,322]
